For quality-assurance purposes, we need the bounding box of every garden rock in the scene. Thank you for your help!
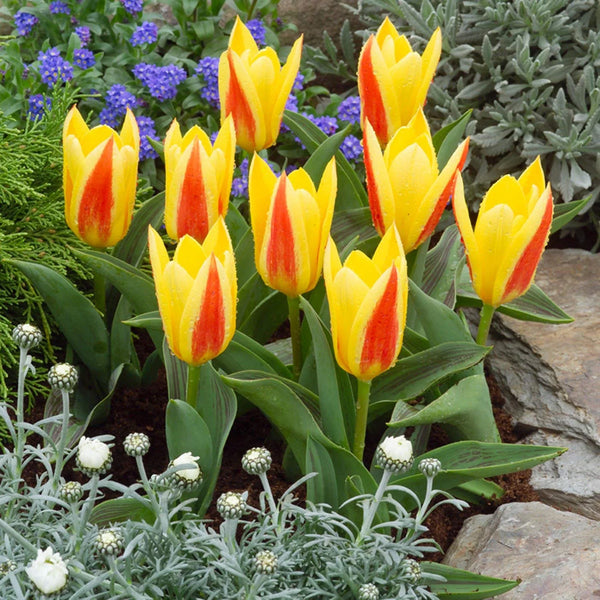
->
[486,249,600,520]
[443,502,600,599]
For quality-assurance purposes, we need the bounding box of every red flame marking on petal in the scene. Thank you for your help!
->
[225,52,257,149]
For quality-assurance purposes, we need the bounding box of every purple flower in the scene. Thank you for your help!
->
[136,115,159,160]
[293,72,304,91]
[195,56,220,108]
[73,48,95,69]
[27,94,52,121]
[246,19,266,46]
[14,11,38,36]
[339,134,362,162]
[38,48,73,87]
[231,158,250,198]
[49,1,70,14]
[75,26,91,46]
[337,95,361,124]
[285,94,299,113]
[133,62,187,101]
[120,0,143,15]
[99,84,138,127]
[303,113,339,136]
[130,22,158,46]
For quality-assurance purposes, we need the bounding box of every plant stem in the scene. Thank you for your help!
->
[287,295,302,379]
[52,389,71,488]
[353,379,372,461]
[476,303,496,345]
[247,0,258,20]
[359,469,392,541]
[186,364,203,408]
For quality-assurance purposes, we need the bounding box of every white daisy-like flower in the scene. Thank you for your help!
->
[26,547,68,595]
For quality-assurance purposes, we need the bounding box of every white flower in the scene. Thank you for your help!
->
[77,436,111,474]
[376,435,414,474]
[172,452,201,482]
[26,547,68,595]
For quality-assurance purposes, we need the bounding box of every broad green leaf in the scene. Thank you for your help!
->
[551,195,591,234]
[432,110,472,169]
[424,562,519,600]
[110,296,137,377]
[453,479,505,504]
[9,259,110,387]
[331,207,377,249]
[163,337,187,401]
[303,124,351,184]
[123,311,162,331]
[90,498,155,526]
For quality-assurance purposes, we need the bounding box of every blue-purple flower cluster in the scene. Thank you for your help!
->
[120,0,143,15]
[132,63,187,101]
[99,84,138,128]
[49,1,70,15]
[337,95,361,124]
[136,115,159,160]
[75,26,91,46]
[14,11,38,36]
[38,48,73,87]
[232,158,250,198]
[195,56,220,108]
[130,22,158,46]
[246,19,266,46]
[73,48,95,70]
[339,134,362,162]
[27,94,52,121]
[293,72,304,92]
[302,113,339,136]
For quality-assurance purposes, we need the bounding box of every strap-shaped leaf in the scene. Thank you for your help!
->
[90,498,154,526]
[303,123,351,185]
[551,195,591,234]
[432,109,472,169]
[331,207,378,249]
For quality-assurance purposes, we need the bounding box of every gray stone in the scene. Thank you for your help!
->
[443,502,600,600]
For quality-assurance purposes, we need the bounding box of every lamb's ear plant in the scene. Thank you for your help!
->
[0,337,520,598]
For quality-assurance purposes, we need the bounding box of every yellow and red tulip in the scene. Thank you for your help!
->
[148,219,237,367]
[363,109,469,253]
[63,105,140,248]
[164,116,236,243]
[452,157,553,308]
[323,225,408,382]
[358,17,442,146]
[249,154,337,298]
[218,16,303,152]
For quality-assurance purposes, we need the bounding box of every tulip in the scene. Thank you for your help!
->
[452,157,553,312]
[164,116,236,243]
[323,225,408,383]
[358,17,442,146]
[219,16,303,152]
[63,105,139,248]
[148,219,237,367]
[249,154,337,298]
[363,109,469,253]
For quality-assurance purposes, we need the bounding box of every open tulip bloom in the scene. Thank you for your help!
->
[358,17,441,146]
[452,157,553,344]
[164,116,236,243]
[148,219,237,404]
[363,109,469,254]
[63,105,140,249]
[219,16,303,152]
[324,225,408,459]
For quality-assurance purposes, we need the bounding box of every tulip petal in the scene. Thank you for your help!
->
[372,225,405,274]
[173,234,208,278]
[416,27,442,107]
[229,15,259,55]
[249,154,278,256]
[452,173,480,285]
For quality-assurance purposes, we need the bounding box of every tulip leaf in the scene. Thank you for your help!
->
[90,498,155,526]
[8,259,111,387]
[550,195,591,234]
[123,310,163,331]
[371,342,489,404]
[303,124,351,186]
[110,296,139,378]
[283,110,368,209]
[432,109,472,170]
[113,191,165,268]
[222,371,329,471]
[163,336,187,402]
[388,374,500,443]
[453,479,505,505]
[300,296,352,449]
[424,563,519,600]
[331,207,378,249]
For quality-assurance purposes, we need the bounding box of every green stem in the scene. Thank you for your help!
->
[353,379,372,461]
[476,303,496,345]
[247,0,259,20]
[186,364,203,408]
[287,295,302,380]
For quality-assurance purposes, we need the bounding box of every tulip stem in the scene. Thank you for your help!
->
[247,0,258,19]
[287,295,302,379]
[476,303,496,345]
[353,379,372,461]
[186,365,203,408]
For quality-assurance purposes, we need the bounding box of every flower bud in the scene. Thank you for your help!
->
[58,481,84,503]
[216,491,247,520]
[76,436,112,477]
[123,432,151,457]
[0,560,16,575]
[12,323,42,350]
[418,457,442,478]
[402,558,422,584]
[241,447,272,475]
[93,527,124,556]
[375,435,413,474]
[48,363,78,392]
[26,547,68,595]
[254,549,277,574]
[169,452,203,490]
[358,583,380,600]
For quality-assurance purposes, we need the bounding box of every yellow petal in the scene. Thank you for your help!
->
[229,15,259,55]
[174,234,209,278]
[372,225,405,273]
[249,154,278,255]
